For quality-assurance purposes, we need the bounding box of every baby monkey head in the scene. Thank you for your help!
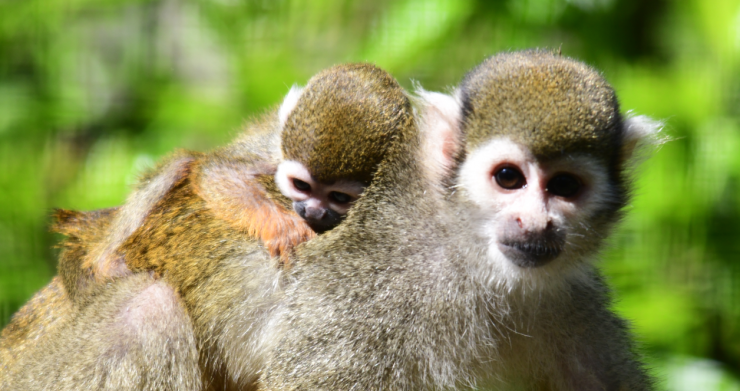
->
[276,63,412,233]
[455,50,660,276]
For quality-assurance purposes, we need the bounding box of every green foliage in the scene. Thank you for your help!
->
[1,0,739,387]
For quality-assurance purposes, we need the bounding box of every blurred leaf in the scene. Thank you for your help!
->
[363,0,473,70]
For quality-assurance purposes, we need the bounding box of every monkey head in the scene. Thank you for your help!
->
[275,63,410,233]
[425,50,661,286]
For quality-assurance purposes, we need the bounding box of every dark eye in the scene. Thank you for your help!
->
[328,192,352,204]
[546,174,582,198]
[293,178,311,192]
[494,167,526,189]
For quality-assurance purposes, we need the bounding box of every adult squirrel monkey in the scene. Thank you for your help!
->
[429,49,661,389]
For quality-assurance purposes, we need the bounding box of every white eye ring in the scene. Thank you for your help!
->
[276,160,314,202]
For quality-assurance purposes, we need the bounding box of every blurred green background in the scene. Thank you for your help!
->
[0,0,739,388]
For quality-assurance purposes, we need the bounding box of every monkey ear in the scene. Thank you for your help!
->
[620,113,665,165]
[84,154,197,281]
[278,85,305,127]
[416,87,464,184]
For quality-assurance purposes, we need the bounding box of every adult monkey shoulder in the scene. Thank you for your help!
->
[0,207,115,372]
[120,63,415,390]
[0,152,211,390]
[1,130,292,388]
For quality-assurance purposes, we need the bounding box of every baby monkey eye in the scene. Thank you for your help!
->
[494,167,526,190]
[546,174,582,198]
[328,191,353,204]
[292,178,311,192]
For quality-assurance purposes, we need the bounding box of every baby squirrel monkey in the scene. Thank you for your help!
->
[81,62,390,279]
[8,62,392,309]
[1,63,410,390]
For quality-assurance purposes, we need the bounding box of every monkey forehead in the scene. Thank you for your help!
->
[282,63,413,184]
[460,50,621,158]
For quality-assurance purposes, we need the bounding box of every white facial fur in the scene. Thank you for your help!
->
[275,160,365,215]
[458,137,613,290]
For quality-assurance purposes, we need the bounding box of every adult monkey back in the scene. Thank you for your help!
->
[260,50,660,390]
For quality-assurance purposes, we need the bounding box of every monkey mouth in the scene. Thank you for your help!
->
[498,234,565,268]
[303,211,345,234]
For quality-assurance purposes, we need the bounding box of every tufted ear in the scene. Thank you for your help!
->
[416,87,465,185]
[278,85,305,128]
[620,112,665,165]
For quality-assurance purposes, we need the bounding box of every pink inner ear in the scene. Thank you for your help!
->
[417,89,464,180]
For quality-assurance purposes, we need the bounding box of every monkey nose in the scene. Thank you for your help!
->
[305,206,327,220]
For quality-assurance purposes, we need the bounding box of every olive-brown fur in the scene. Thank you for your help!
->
[0,208,116,378]
[460,49,622,160]
[54,208,120,302]
[282,63,411,184]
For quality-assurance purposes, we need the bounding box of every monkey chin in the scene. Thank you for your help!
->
[497,238,564,268]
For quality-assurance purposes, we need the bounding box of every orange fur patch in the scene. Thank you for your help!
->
[193,160,316,267]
